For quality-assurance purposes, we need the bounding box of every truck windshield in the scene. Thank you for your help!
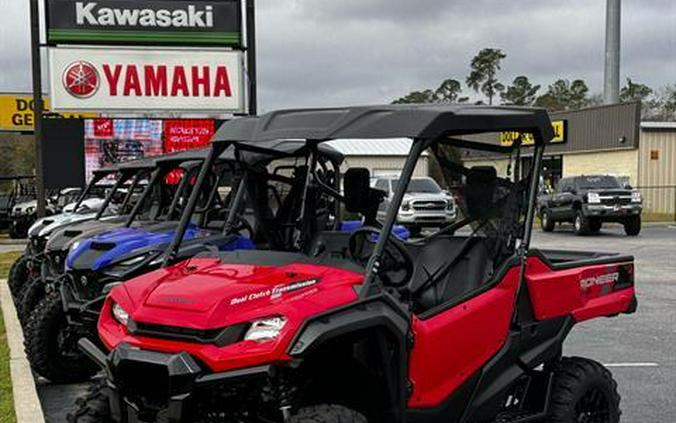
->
[392,178,441,194]
[577,176,621,190]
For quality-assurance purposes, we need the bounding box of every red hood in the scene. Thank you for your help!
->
[114,257,364,330]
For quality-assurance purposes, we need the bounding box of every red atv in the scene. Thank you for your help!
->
[72,105,637,423]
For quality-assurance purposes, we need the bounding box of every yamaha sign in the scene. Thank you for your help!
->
[49,47,244,113]
[46,0,242,46]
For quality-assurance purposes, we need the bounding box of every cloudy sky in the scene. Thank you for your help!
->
[1,0,674,112]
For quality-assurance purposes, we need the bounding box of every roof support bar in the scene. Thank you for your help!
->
[360,138,426,299]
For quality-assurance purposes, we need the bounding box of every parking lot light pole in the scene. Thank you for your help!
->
[30,0,46,218]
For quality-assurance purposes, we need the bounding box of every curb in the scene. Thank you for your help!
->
[0,281,46,423]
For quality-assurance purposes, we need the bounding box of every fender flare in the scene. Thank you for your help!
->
[287,294,410,422]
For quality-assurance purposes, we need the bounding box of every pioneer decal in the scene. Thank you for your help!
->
[230,279,320,306]
[47,0,242,46]
[580,272,619,291]
[49,47,244,112]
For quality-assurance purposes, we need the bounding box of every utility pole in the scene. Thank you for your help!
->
[30,0,46,217]
[604,0,621,104]
[246,0,258,115]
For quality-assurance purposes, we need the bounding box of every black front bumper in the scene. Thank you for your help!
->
[80,339,274,423]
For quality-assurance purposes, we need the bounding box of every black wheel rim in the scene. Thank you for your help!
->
[575,387,611,423]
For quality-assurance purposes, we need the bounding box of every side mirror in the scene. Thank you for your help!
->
[624,183,633,190]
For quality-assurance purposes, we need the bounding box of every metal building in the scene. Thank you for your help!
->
[463,102,676,220]
[327,138,429,178]
[638,122,676,219]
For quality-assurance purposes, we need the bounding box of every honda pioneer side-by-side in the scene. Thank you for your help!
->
[73,105,636,423]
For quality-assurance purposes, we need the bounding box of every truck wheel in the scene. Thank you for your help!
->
[289,405,367,423]
[573,211,590,236]
[623,216,641,236]
[540,210,555,232]
[8,222,21,239]
[24,291,98,384]
[549,357,621,423]
[409,225,422,237]
[8,254,30,299]
[67,379,112,423]
[589,219,602,233]
[17,277,46,329]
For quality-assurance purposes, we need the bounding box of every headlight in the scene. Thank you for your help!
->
[69,241,81,254]
[587,193,601,204]
[112,302,130,326]
[445,200,454,212]
[400,201,411,212]
[244,316,287,342]
[631,191,642,203]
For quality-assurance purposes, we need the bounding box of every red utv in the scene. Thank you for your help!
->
[72,105,637,423]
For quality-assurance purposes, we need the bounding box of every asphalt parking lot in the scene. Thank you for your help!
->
[37,223,676,422]
[532,223,676,422]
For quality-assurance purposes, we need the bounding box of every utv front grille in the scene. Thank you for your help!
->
[130,322,250,347]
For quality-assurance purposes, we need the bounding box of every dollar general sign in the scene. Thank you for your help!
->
[0,95,96,132]
[500,120,567,146]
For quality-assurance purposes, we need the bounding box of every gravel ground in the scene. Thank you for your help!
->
[39,224,676,422]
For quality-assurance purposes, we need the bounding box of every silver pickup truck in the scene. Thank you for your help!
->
[373,176,457,235]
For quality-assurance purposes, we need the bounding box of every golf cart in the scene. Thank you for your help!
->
[73,105,636,423]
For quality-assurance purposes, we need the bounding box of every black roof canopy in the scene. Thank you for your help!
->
[212,104,555,146]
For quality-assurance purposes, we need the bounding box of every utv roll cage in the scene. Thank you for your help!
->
[166,105,555,298]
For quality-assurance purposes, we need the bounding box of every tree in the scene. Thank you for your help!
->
[393,79,468,105]
[619,78,653,104]
[466,48,507,105]
[657,85,676,120]
[434,79,469,103]
[392,89,436,104]
[500,76,540,106]
[534,79,590,111]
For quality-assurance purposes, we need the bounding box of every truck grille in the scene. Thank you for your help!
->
[600,197,631,206]
[412,200,447,211]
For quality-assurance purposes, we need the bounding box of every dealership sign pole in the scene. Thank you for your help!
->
[30,0,47,218]
[246,0,257,115]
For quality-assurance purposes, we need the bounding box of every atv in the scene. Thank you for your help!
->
[73,105,636,423]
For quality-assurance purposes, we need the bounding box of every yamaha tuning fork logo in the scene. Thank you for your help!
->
[62,60,100,98]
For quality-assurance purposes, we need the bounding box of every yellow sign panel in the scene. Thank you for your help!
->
[500,120,567,146]
[0,95,97,132]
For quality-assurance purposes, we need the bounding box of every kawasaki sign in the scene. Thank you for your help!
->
[46,0,242,46]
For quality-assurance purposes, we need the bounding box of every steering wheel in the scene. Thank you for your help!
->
[348,227,414,288]
[228,215,254,240]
